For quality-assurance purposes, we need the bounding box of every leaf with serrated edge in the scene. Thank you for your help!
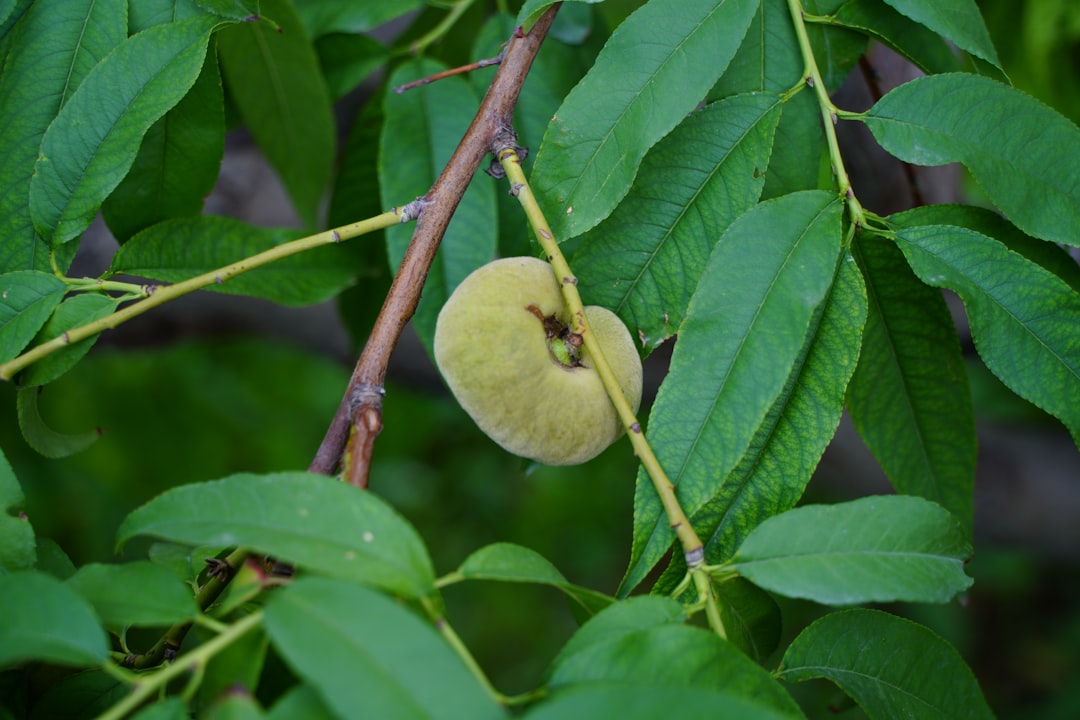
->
[620,190,842,595]
[777,608,994,719]
[574,93,783,353]
[893,224,1080,444]
[863,74,1080,246]
[847,235,975,532]
[732,495,972,605]
[29,14,222,245]
[531,0,759,241]
[0,0,125,271]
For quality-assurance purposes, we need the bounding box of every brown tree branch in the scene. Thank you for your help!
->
[310,7,561,486]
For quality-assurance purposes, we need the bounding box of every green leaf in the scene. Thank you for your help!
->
[315,33,387,101]
[880,0,1000,68]
[0,271,66,364]
[574,93,783,353]
[264,577,506,720]
[17,292,119,387]
[217,0,334,227]
[621,190,843,595]
[890,203,1080,294]
[550,596,688,667]
[268,685,338,720]
[657,254,866,594]
[0,448,35,572]
[521,685,794,720]
[116,472,435,598]
[777,608,994,719]
[110,215,357,307]
[380,58,496,351]
[199,625,269,708]
[34,537,76,580]
[28,669,129,718]
[456,543,612,619]
[892,224,1080,444]
[0,570,108,668]
[846,235,975,533]
[131,698,188,720]
[548,598,800,716]
[531,0,759,241]
[516,0,605,32]
[16,386,100,459]
[731,495,973,605]
[66,561,198,627]
[830,0,967,75]
[102,49,225,243]
[201,693,268,720]
[714,577,783,664]
[0,0,126,272]
[295,0,423,37]
[862,74,1080,246]
[29,14,223,246]
[803,0,867,90]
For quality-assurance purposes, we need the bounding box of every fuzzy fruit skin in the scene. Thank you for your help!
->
[434,257,643,466]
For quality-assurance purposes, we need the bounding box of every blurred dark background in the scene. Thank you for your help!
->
[3,1,1078,717]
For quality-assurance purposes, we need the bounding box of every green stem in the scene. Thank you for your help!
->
[693,570,726,639]
[495,149,705,571]
[786,0,866,230]
[420,596,505,705]
[95,611,263,720]
[0,210,406,381]
[407,0,477,55]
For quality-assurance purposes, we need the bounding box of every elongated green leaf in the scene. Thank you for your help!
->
[30,14,223,246]
[846,235,975,532]
[831,0,966,75]
[456,543,612,618]
[0,0,125,272]
[621,191,842,595]
[531,0,759,241]
[66,561,197,627]
[196,1,259,21]
[890,204,1080,294]
[522,685,793,720]
[116,472,435,598]
[574,93,783,353]
[862,74,1080,246]
[777,608,994,719]
[111,215,357,307]
[316,33,387,101]
[881,0,1000,68]
[202,693,267,720]
[102,50,225,243]
[893,224,1080,444]
[17,386,100,458]
[674,255,865,575]
[18,292,119,387]
[0,448,34,572]
[264,578,506,720]
[0,271,66,363]
[549,599,801,716]
[550,596,687,669]
[731,495,973,605]
[380,58,496,351]
[0,570,108,668]
[217,0,333,227]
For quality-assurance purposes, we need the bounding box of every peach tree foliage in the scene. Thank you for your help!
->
[1,0,1078,717]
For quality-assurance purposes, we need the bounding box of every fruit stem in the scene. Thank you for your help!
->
[495,148,706,572]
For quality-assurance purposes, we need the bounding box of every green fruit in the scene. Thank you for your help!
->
[434,257,643,466]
